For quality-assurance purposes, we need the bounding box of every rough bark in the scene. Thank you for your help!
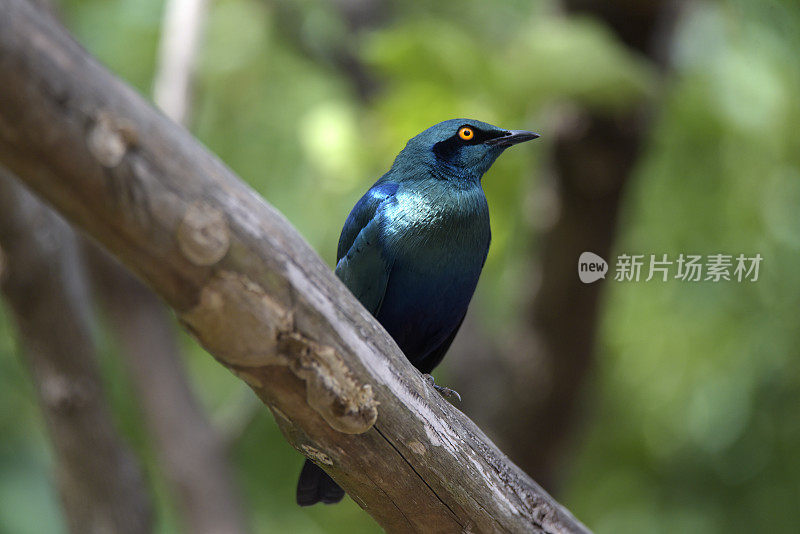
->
[0,169,153,534]
[0,0,589,532]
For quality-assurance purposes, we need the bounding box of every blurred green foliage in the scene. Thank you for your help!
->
[567,3,800,532]
[1,0,799,532]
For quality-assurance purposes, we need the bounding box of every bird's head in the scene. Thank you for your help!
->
[392,118,539,181]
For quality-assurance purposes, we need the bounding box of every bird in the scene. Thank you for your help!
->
[296,118,539,506]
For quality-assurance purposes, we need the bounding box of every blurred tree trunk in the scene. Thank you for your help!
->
[454,0,679,491]
[0,169,153,534]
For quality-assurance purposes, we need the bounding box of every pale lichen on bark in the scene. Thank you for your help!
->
[406,440,427,456]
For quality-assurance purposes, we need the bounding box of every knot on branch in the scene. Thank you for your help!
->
[177,202,230,266]
[87,111,137,167]
[278,331,378,435]
[180,270,378,434]
[180,270,292,366]
[40,374,95,413]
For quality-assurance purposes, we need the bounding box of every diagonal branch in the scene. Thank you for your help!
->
[0,0,590,531]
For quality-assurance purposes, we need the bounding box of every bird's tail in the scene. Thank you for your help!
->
[296,459,345,506]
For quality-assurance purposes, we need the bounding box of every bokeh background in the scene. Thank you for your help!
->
[1,0,800,532]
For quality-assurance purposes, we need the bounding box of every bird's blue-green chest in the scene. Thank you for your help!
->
[379,183,490,269]
[370,181,490,370]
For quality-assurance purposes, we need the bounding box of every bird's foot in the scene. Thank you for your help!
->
[424,374,461,403]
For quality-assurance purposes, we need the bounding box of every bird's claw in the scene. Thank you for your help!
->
[424,374,461,403]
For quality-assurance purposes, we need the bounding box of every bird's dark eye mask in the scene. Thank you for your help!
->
[432,125,508,161]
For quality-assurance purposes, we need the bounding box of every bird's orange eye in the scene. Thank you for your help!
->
[458,127,474,141]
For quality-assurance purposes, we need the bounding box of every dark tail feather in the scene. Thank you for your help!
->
[296,459,345,506]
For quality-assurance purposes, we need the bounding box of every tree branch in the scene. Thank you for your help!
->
[0,0,589,531]
[0,168,153,534]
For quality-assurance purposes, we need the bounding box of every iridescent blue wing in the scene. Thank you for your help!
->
[335,182,398,316]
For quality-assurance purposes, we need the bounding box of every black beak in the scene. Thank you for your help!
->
[486,129,540,147]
